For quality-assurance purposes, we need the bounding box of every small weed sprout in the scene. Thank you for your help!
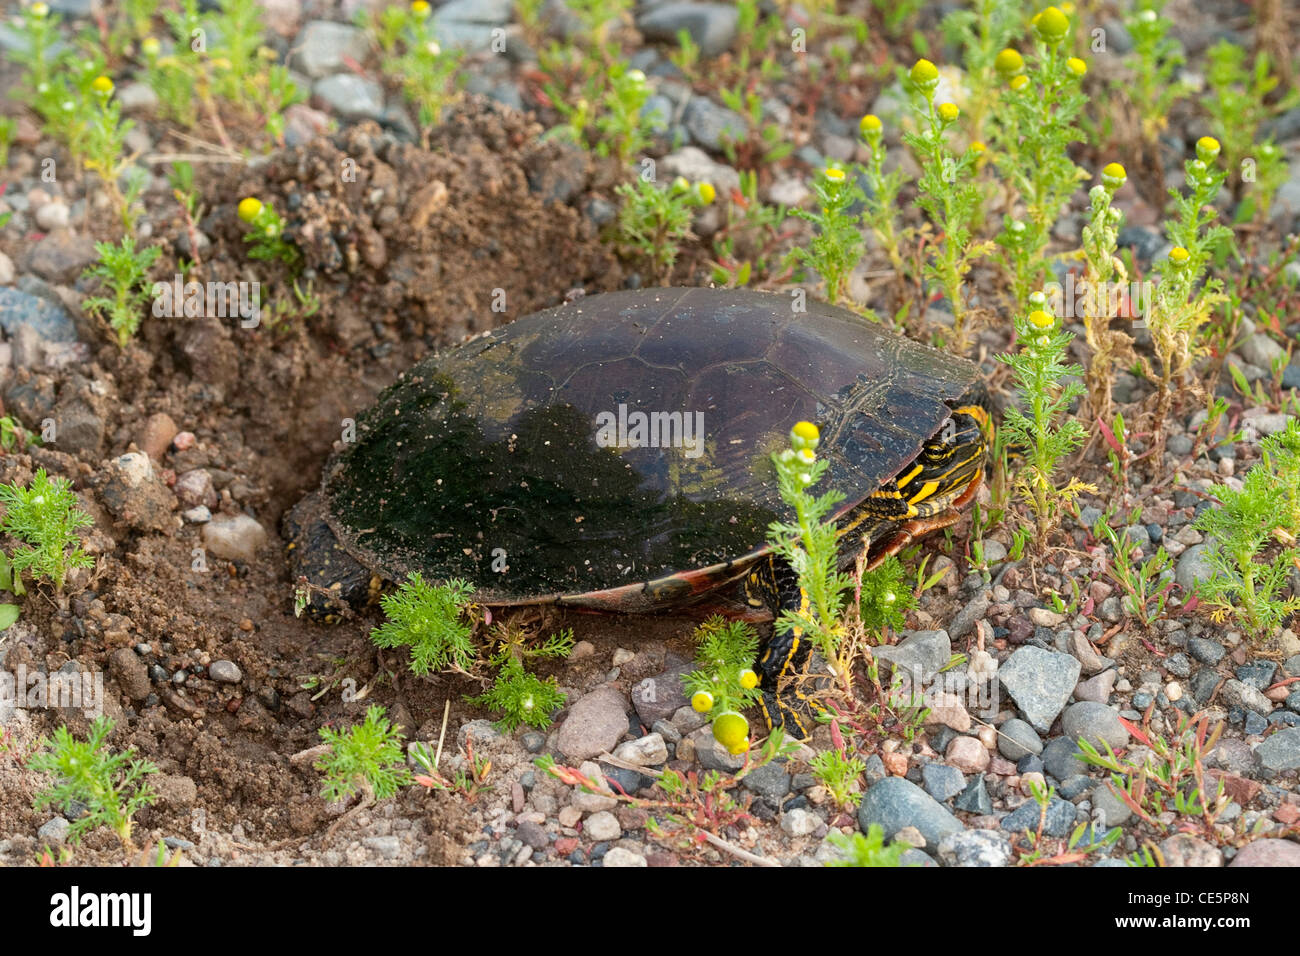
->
[997,302,1095,549]
[681,617,763,754]
[809,749,867,810]
[825,824,912,867]
[237,196,300,269]
[594,66,653,164]
[1203,41,1297,200]
[468,626,573,731]
[614,177,713,281]
[372,2,463,129]
[29,716,158,849]
[787,165,865,307]
[1123,2,1190,143]
[857,114,911,279]
[0,469,94,591]
[858,554,917,635]
[81,238,162,347]
[370,573,477,674]
[315,705,411,801]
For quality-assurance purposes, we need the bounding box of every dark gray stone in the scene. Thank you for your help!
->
[682,97,747,151]
[636,2,739,57]
[857,777,962,851]
[1042,737,1088,781]
[1255,727,1300,772]
[996,718,1043,761]
[740,761,791,803]
[953,775,993,814]
[1235,662,1277,690]
[1165,652,1192,678]
[1061,701,1130,752]
[1189,667,1222,704]
[876,630,952,685]
[921,763,965,803]
[0,287,78,343]
[1000,796,1076,838]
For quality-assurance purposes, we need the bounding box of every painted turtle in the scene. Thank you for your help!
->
[287,287,991,737]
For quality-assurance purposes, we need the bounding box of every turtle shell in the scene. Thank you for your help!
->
[320,287,981,610]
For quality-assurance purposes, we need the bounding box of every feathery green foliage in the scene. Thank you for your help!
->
[81,238,162,347]
[370,573,476,674]
[0,469,94,590]
[315,705,411,801]
[825,824,912,867]
[29,716,158,848]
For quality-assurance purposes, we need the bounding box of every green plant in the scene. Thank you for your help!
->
[594,65,653,164]
[1013,775,1122,865]
[613,177,712,281]
[939,0,1020,141]
[1078,163,1134,425]
[80,75,139,227]
[681,617,762,752]
[767,422,852,670]
[905,59,992,345]
[997,301,1094,549]
[1077,712,1230,836]
[717,83,794,171]
[369,573,477,674]
[0,416,38,453]
[0,469,94,590]
[1143,138,1233,466]
[1093,516,1175,627]
[1123,2,1191,143]
[708,170,787,287]
[1203,40,1297,194]
[786,165,864,307]
[988,10,1088,309]
[825,824,912,866]
[857,114,912,280]
[29,716,158,849]
[468,625,573,731]
[858,554,916,635]
[1191,420,1300,637]
[0,116,14,167]
[315,705,411,801]
[236,196,300,269]
[374,1,463,128]
[81,237,162,347]
[810,748,867,810]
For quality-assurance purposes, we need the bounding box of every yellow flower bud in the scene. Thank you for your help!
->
[1032,5,1070,45]
[90,75,114,97]
[141,36,161,57]
[1101,162,1127,190]
[695,181,716,205]
[994,48,1024,77]
[1009,74,1029,91]
[859,113,882,136]
[1029,309,1054,330]
[970,141,987,154]
[30,2,49,18]
[824,166,846,182]
[1168,246,1190,265]
[739,669,758,690]
[712,711,749,751]
[691,690,715,713]
[411,0,431,17]
[791,421,820,449]
[237,197,264,223]
[1067,57,1087,76]
[937,102,959,122]
[1195,136,1221,164]
[909,58,940,93]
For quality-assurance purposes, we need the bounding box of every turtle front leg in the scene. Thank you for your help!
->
[753,555,819,740]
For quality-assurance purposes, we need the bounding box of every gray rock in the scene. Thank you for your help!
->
[362,835,401,859]
[996,718,1043,761]
[780,807,819,837]
[99,452,176,533]
[1229,838,1300,867]
[602,846,647,867]
[1240,332,1286,370]
[437,0,513,23]
[947,594,990,642]
[516,820,549,850]
[740,761,791,803]
[1221,679,1273,716]
[556,686,628,761]
[1188,636,1226,665]
[1074,669,1117,703]
[584,810,622,841]
[613,733,668,766]
[1165,652,1192,678]
[1255,727,1300,772]
[857,777,962,850]
[1159,833,1223,867]
[875,630,952,685]
[690,726,745,772]
[1092,785,1133,826]
[0,286,78,342]
[953,774,992,814]
[863,753,886,786]
[1000,796,1075,838]
[936,828,1012,867]
[1234,661,1276,690]
[921,763,965,802]
[1189,667,1222,704]
[208,660,242,684]
[202,515,267,563]
[1176,545,1218,595]
[1061,701,1130,752]
[998,646,1082,732]
[37,817,71,845]
[631,660,692,726]
[657,147,741,196]
[682,97,747,151]
[1042,737,1088,780]
[313,74,385,121]
[294,21,369,78]
[637,2,738,56]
